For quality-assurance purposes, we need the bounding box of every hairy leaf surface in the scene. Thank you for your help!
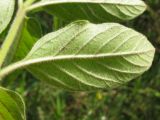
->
[0,87,25,120]
[0,21,155,90]
[28,0,147,22]
[0,0,15,34]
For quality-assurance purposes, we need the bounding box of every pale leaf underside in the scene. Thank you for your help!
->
[23,21,155,90]
[0,21,155,91]
[28,0,147,22]
[0,0,15,34]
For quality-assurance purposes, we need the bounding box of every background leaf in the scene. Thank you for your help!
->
[1,21,155,91]
[0,0,15,34]
[13,18,42,62]
[28,0,147,22]
[0,87,25,120]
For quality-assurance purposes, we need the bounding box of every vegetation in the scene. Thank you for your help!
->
[0,0,159,120]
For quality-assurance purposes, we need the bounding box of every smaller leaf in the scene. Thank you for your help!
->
[13,18,42,62]
[28,0,147,22]
[0,87,26,120]
[0,0,15,34]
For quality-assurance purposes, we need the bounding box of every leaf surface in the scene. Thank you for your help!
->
[13,18,42,62]
[0,21,155,90]
[28,0,147,22]
[0,0,15,34]
[0,87,25,120]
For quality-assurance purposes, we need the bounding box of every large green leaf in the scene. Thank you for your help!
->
[0,21,155,90]
[27,0,147,22]
[0,0,15,34]
[0,87,25,120]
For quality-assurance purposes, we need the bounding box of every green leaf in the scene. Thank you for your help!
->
[0,87,26,120]
[0,21,155,90]
[28,0,147,22]
[0,0,15,34]
[13,18,42,62]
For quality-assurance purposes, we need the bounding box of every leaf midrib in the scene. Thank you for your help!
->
[24,49,154,65]
[0,49,154,79]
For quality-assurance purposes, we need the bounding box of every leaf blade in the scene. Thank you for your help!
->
[0,0,15,34]
[13,18,42,62]
[0,87,26,120]
[0,21,155,90]
[28,0,147,22]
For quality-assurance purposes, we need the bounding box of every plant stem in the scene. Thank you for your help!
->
[0,7,26,68]
[0,0,36,68]
[0,60,25,80]
[18,0,23,7]
[24,0,36,7]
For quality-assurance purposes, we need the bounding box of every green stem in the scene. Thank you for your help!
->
[0,61,25,80]
[24,0,36,7]
[18,0,23,7]
[0,7,26,68]
[0,0,36,68]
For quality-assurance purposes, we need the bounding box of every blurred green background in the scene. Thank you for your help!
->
[2,0,160,120]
